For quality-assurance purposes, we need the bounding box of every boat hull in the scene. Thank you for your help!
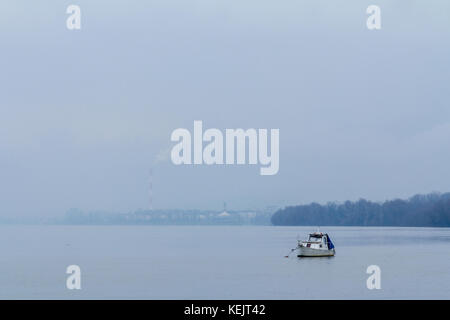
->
[297,246,335,257]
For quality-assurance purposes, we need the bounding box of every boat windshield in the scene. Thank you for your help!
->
[308,235,324,242]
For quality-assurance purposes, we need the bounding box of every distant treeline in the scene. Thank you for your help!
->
[271,192,450,227]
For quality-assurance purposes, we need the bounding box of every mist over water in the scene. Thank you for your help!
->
[2,1,450,305]
[2,1,450,216]
[1,225,448,299]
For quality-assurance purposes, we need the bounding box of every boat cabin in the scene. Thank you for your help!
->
[298,232,335,250]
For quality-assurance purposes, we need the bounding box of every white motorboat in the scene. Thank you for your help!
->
[296,231,336,257]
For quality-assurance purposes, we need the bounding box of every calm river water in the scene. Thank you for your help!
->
[0,225,448,299]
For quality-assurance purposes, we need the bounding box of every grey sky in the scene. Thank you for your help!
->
[1,1,450,217]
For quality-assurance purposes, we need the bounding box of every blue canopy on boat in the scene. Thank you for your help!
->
[326,234,335,250]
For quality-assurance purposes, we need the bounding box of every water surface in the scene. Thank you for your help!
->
[0,226,448,299]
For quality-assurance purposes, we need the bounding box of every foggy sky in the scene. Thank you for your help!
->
[1,1,450,217]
